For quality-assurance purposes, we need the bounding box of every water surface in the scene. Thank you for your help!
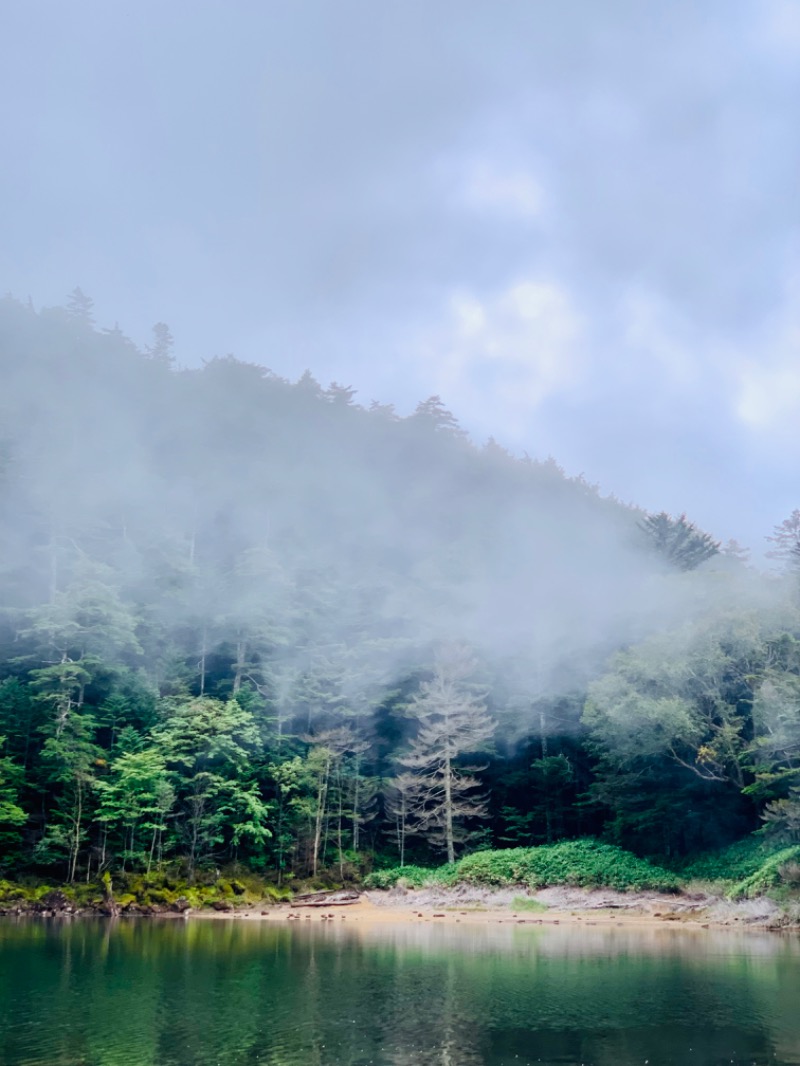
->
[1,917,799,1065]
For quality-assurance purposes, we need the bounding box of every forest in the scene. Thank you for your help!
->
[1,289,799,888]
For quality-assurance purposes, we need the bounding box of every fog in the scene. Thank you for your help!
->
[0,295,777,741]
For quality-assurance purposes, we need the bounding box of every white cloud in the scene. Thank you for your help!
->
[735,335,800,440]
[736,361,800,433]
[732,274,800,444]
[612,279,800,453]
[418,279,581,438]
[620,288,702,388]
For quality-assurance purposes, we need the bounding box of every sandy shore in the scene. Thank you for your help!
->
[190,886,792,931]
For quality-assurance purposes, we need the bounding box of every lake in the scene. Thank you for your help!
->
[1,917,799,1065]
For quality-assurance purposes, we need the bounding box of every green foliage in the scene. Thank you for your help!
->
[364,840,679,892]
[363,864,460,889]
[0,868,292,912]
[728,846,800,899]
[455,841,680,891]
[154,697,269,874]
[679,836,800,898]
[680,835,790,883]
[0,738,25,832]
[511,895,548,912]
[94,747,174,870]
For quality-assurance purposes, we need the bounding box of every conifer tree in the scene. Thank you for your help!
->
[639,511,720,571]
[66,286,95,324]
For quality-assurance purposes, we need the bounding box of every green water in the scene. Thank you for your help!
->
[1,918,800,1065]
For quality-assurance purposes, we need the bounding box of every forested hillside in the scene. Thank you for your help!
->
[1,291,799,884]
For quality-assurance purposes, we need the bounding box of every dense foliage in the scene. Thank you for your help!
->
[1,292,800,886]
[365,840,679,892]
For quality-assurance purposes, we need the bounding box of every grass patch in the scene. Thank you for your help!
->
[511,896,548,912]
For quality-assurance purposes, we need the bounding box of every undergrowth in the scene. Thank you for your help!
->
[363,839,679,893]
[680,836,791,883]
[511,895,548,912]
[679,836,800,899]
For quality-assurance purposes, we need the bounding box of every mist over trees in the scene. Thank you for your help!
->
[1,292,800,881]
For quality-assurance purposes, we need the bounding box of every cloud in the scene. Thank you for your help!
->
[619,288,704,390]
[733,274,800,447]
[418,279,581,436]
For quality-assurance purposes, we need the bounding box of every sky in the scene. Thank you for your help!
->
[1,0,798,552]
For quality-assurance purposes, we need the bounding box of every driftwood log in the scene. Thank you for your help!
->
[289,889,362,907]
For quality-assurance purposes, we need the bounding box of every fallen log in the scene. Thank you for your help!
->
[291,890,362,907]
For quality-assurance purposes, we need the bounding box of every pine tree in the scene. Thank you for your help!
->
[66,287,95,325]
[146,322,175,365]
[639,512,720,571]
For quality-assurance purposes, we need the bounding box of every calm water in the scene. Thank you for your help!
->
[1,917,800,1066]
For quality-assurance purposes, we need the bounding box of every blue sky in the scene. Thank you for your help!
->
[1,0,798,551]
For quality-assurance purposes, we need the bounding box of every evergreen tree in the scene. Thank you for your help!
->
[66,286,94,324]
[639,512,720,571]
[145,322,175,365]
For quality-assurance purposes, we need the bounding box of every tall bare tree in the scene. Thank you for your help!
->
[395,645,495,863]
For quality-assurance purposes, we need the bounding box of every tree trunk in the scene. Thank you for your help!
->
[311,757,329,878]
[148,825,157,876]
[199,627,207,696]
[397,792,406,868]
[68,780,83,883]
[352,754,360,854]
[232,638,246,694]
[539,708,548,759]
[337,763,345,880]
[443,751,455,865]
[540,708,552,843]
[188,795,203,882]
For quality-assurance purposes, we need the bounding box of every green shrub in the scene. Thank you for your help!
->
[728,845,800,899]
[456,841,679,892]
[680,836,791,883]
[363,864,459,890]
[263,885,293,902]
[144,887,178,905]
[0,879,28,902]
[363,840,678,893]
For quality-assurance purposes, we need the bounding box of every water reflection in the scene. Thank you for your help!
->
[0,918,799,1065]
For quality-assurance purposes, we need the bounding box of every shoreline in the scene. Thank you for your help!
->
[188,887,798,933]
[2,885,797,932]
